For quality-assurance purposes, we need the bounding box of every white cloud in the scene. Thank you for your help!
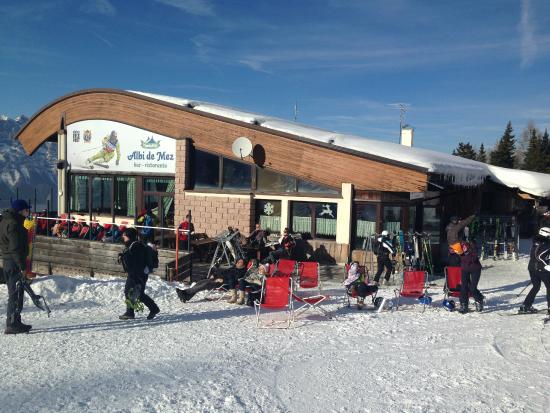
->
[518,0,538,68]
[81,0,116,16]
[154,0,214,16]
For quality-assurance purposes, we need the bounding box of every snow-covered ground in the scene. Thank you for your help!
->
[1,255,549,413]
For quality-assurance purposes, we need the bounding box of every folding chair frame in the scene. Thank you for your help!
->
[394,270,429,312]
[254,277,294,328]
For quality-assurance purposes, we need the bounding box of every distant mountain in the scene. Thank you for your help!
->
[0,115,57,211]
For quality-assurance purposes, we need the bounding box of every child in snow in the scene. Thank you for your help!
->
[518,227,550,314]
[458,241,484,313]
[344,261,378,309]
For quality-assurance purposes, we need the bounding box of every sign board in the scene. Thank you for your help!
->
[67,120,176,173]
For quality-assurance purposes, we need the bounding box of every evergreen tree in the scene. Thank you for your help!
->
[477,143,487,163]
[541,129,550,172]
[522,128,543,171]
[452,141,477,160]
[490,121,516,168]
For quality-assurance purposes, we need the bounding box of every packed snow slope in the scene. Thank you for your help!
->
[1,255,550,413]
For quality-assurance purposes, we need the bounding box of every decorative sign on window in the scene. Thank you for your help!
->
[67,120,176,173]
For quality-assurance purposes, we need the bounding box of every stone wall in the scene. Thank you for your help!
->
[177,193,255,238]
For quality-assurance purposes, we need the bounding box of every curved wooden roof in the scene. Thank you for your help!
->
[16,89,428,192]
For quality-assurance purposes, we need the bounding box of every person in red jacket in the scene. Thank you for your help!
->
[177,214,194,251]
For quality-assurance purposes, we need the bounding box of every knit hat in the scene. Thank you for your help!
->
[123,227,138,240]
[11,199,31,212]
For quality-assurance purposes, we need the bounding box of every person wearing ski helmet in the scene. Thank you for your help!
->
[85,130,121,167]
[0,199,32,334]
[458,240,484,314]
[118,227,160,320]
[446,214,475,266]
[373,230,396,286]
[518,227,550,314]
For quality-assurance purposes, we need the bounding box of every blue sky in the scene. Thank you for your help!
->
[1,0,550,154]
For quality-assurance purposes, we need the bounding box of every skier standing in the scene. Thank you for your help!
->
[518,227,550,314]
[0,200,32,334]
[458,241,484,314]
[446,215,475,266]
[118,227,160,320]
[373,230,396,286]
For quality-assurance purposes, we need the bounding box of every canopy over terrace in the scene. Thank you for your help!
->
[15,89,550,198]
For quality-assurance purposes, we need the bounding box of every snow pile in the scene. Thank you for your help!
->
[129,90,550,196]
[2,254,550,412]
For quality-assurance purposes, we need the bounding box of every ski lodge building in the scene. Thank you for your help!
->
[15,89,550,266]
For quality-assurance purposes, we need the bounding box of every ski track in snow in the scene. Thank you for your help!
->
[2,255,550,412]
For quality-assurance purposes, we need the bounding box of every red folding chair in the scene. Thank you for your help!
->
[274,259,297,277]
[292,262,331,319]
[255,276,294,328]
[444,266,464,300]
[394,270,429,311]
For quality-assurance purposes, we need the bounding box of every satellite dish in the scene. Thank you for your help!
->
[231,137,253,159]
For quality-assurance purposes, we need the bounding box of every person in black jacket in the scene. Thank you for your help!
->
[0,200,32,334]
[373,231,396,286]
[118,227,160,320]
[519,227,550,314]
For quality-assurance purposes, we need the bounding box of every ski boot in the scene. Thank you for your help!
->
[475,300,484,312]
[176,288,195,303]
[458,303,469,314]
[146,306,160,320]
[4,315,32,334]
[518,305,538,314]
[119,310,135,320]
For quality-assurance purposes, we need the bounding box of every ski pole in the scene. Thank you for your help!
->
[516,281,532,298]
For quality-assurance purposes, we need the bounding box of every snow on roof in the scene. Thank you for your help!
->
[129,90,550,197]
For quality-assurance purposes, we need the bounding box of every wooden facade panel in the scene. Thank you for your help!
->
[17,90,428,192]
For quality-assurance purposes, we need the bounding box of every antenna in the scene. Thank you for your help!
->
[294,99,298,122]
[231,137,253,159]
[389,102,410,143]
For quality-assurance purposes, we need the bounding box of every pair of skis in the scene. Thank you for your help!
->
[20,273,51,317]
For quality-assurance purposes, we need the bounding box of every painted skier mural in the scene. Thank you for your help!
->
[85,130,121,169]
[67,120,176,174]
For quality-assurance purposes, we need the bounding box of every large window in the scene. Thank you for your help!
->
[354,203,377,249]
[255,200,281,234]
[382,206,402,234]
[297,179,339,194]
[144,177,174,193]
[92,176,112,214]
[194,150,220,189]
[223,158,251,190]
[257,168,295,192]
[114,177,136,217]
[291,201,337,240]
[422,206,441,244]
[70,175,89,213]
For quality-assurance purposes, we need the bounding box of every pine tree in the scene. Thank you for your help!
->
[477,143,487,163]
[541,129,550,172]
[490,121,516,168]
[452,142,477,160]
[522,128,543,171]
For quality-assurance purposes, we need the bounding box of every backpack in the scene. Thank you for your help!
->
[145,243,159,272]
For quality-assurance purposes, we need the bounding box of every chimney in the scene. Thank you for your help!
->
[400,125,414,147]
